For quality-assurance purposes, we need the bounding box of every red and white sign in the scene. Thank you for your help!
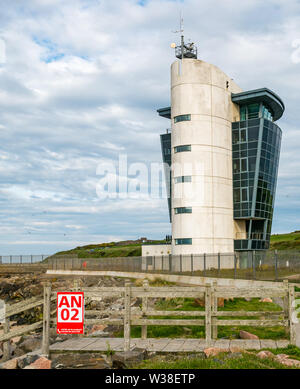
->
[57,292,84,334]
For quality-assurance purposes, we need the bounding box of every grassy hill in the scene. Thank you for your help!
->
[270,231,300,251]
[53,239,166,258]
[52,231,300,258]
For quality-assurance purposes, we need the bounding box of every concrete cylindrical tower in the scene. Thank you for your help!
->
[171,58,242,255]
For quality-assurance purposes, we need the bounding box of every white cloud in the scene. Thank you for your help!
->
[0,0,300,254]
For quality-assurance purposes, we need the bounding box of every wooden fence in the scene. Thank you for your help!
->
[1,279,299,359]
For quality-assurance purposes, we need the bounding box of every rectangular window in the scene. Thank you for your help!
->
[174,114,191,123]
[240,129,247,142]
[233,160,240,174]
[233,188,240,203]
[175,207,192,214]
[240,106,247,121]
[174,176,192,183]
[174,145,191,153]
[241,158,248,172]
[175,238,192,245]
[241,188,248,202]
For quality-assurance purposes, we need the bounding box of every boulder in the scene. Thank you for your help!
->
[88,324,107,335]
[277,358,300,367]
[257,350,274,359]
[24,357,51,369]
[112,349,147,368]
[19,336,41,353]
[203,347,225,358]
[239,330,259,340]
[259,298,273,303]
[17,354,40,369]
[0,357,18,369]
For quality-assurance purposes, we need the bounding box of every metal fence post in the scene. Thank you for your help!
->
[20,255,22,264]
[124,280,131,352]
[252,251,256,280]
[191,254,193,274]
[169,254,172,272]
[31,255,33,264]
[203,254,206,277]
[141,279,149,340]
[10,255,12,264]
[218,253,220,277]
[275,250,278,281]
[180,255,182,273]
[42,282,51,357]
[205,283,212,344]
[234,254,237,279]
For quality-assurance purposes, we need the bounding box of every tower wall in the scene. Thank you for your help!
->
[171,59,243,255]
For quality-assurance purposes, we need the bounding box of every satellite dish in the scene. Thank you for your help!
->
[170,42,176,48]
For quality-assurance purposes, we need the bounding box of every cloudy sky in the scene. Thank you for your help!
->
[0,0,299,255]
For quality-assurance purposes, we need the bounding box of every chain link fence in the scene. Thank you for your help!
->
[47,250,300,282]
[0,255,50,264]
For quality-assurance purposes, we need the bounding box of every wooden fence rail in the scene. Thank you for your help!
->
[1,279,299,359]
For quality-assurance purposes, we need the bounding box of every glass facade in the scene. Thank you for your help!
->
[174,114,191,123]
[232,116,282,250]
[160,132,172,222]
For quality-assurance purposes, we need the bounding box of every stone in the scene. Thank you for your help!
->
[19,336,41,353]
[277,358,300,367]
[24,357,51,369]
[112,350,146,368]
[203,347,226,358]
[275,354,290,360]
[259,298,273,303]
[257,350,274,359]
[17,354,40,369]
[88,324,107,335]
[0,358,18,369]
[239,330,259,340]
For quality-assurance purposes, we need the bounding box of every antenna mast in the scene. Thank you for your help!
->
[171,14,197,60]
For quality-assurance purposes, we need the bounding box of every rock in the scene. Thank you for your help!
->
[112,350,147,368]
[11,336,22,344]
[0,358,18,369]
[19,336,41,353]
[24,357,51,369]
[88,324,107,335]
[203,347,225,358]
[224,352,243,360]
[17,354,40,369]
[277,358,300,367]
[259,298,273,303]
[239,330,259,340]
[275,354,290,360]
[257,350,274,359]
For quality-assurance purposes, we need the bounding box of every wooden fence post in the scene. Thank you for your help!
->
[288,284,296,345]
[41,282,51,357]
[212,281,218,340]
[283,280,289,336]
[124,280,131,352]
[141,279,149,340]
[3,317,11,361]
[205,283,212,344]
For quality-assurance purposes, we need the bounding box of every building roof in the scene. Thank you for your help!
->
[231,88,285,121]
[157,107,171,119]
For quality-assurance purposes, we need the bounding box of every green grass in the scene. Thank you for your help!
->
[115,297,287,340]
[133,352,299,369]
[270,231,300,250]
